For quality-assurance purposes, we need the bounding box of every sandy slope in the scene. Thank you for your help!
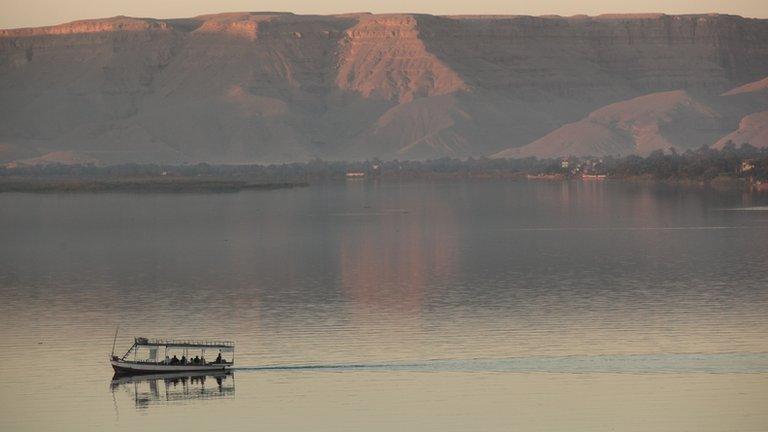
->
[494,91,727,157]
[713,76,768,149]
[494,76,768,158]
[713,111,768,149]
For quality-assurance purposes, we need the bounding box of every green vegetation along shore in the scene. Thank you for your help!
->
[2,145,767,191]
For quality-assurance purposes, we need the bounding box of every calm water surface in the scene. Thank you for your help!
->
[1,180,768,431]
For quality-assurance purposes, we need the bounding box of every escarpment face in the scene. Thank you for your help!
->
[1,12,768,164]
[334,14,467,103]
[417,14,768,98]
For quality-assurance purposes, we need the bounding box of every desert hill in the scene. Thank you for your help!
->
[2,12,768,163]
[713,111,768,149]
[722,77,768,96]
[493,83,768,158]
[493,91,728,158]
[712,76,768,149]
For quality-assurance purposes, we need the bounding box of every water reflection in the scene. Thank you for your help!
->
[110,371,235,409]
[339,201,458,313]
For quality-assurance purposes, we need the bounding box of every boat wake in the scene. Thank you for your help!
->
[233,352,768,374]
[720,206,768,211]
[502,226,753,232]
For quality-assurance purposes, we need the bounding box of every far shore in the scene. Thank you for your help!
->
[3,174,767,195]
[1,146,766,192]
[0,177,308,193]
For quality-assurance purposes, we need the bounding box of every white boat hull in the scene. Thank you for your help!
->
[111,359,231,375]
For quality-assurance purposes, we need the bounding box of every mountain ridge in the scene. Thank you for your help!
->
[2,12,757,34]
[2,12,768,164]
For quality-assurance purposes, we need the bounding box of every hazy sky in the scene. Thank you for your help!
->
[2,0,767,28]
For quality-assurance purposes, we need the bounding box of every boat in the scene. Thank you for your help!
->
[109,330,234,375]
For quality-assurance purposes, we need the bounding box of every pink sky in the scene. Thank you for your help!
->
[2,0,768,28]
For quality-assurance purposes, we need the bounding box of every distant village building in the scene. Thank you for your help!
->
[582,174,607,180]
[560,159,570,169]
[580,158,606,177]
[741,160,755,173]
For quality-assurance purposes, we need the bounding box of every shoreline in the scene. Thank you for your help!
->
[0,178,308,193]
[2,168,767,194]
[3,176,765,194]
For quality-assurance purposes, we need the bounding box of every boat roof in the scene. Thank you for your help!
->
[134,337,234,349]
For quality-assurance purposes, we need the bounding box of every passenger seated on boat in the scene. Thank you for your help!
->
[215,352,222,364]
[193,355,200,364]
[164,355,170,365]
[181,355,187,365]
[170,355,179,365]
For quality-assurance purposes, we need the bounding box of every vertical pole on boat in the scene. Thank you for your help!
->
[111,326,119,357]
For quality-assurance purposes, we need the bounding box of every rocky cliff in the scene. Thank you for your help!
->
[1,12,768,164]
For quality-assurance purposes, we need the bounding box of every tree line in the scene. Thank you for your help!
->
[2,144,767,182]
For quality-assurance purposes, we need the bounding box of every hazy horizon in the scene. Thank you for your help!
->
[2,0,768,29]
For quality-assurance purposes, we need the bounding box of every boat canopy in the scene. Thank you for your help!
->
[134,337,235,351]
